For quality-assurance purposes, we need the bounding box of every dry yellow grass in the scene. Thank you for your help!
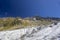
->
[0,17,54,31]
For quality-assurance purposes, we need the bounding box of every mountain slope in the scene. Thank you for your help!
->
[22,22,60,40]
[0,22,60,40]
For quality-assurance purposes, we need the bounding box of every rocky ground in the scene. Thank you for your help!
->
[0,22,60,40]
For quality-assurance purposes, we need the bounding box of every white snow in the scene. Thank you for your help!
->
[0,22,60,40]
[22,22,60,40]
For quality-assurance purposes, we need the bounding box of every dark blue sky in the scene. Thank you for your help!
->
[0,0,60,17]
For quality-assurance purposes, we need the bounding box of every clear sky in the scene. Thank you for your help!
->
[0,0,60,17]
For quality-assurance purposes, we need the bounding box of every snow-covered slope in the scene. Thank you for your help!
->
[0,22,60,40]
[21,22,60,40]
[0,29,28,40]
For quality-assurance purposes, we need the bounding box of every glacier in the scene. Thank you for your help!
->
[0,22,60,40]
